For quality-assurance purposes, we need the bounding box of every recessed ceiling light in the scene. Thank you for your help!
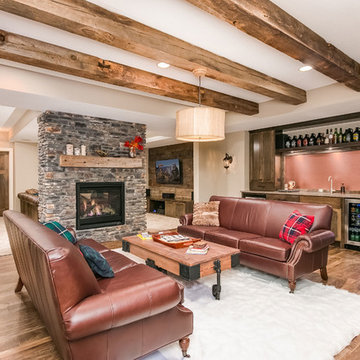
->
[299,65,313,72]
[157,62,170,69]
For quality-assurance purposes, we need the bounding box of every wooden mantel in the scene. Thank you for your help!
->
[59,155,142,168]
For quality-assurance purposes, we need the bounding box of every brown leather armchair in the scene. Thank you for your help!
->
[4,210,193,359]
[178,196,335,292]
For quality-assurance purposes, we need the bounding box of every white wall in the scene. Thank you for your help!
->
[194,131,249,202]
[0,130,11,148]
[13,142,38,211]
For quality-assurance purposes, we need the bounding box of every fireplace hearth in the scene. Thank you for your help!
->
[76,182,125,230]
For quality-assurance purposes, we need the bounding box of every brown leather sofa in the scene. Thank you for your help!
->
[4,210,193,360]
[178,196,335,292]
[17,191,39,221]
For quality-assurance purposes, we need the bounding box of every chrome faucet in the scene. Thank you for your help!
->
[328,176,334,194]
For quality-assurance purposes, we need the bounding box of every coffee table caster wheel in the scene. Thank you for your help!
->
[212,284,221,300]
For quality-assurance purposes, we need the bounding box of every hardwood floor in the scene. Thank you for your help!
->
[0,244,359,359]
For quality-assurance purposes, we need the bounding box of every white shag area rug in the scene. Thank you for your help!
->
[146,213,180,233]
[118,251,360,360]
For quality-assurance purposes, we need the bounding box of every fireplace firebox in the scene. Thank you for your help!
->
[76,182,125,230]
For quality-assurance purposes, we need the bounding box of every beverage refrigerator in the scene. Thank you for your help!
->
[344,199,360,249]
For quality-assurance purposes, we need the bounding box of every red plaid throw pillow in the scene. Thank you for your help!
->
[279,210,314,245]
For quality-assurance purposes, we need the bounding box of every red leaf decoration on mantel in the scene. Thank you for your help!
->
[124,136,144,150]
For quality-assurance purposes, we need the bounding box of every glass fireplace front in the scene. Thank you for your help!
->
[76,182,125,230]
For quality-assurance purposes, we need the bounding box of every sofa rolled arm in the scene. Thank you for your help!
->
[179,213,193,226]
[292,229,335,254]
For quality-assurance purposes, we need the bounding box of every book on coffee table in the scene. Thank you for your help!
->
[186,243,210,255]
[137,232,153,240]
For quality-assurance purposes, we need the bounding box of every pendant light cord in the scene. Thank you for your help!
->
[198,76,202,106]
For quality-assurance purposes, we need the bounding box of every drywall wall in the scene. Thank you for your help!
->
[13,142,38,211]
[195,131,249,202]
[0,131,11,148]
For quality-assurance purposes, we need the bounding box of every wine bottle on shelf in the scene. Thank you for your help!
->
[285,135,291,148]
[324,129,330,144]
[321,132,325,145]
[353,127,359,142]
[291,136,297,148]
[333,128,338,144]
[329,128,333,144]
[346,128,352,143]
[343,129,347,143]
[309,133,316,146]
[316,133,322,146]
[297,134,303,147]
[338,128,343,143]
[303,134,309,146]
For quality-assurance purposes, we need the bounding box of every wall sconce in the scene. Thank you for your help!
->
[223,153,233,169]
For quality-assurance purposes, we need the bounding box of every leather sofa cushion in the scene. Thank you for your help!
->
[102,250,138,273]
[265,201,332,239]
[78,239,137,274]
[65,264,182,340]
[210,196,270,236]
[178,225,227,239]
[239,237,291,262]
[210,196,239,229]
[204,229,259,249]
[78,238,109,253]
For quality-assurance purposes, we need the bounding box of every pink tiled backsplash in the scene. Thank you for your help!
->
[284,150,360,191]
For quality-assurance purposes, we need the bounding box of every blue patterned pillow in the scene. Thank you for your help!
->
[44,221,77,244]
[79,244,114,278]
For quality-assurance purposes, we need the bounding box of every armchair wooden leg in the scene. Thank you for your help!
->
[288,280,296,294]
[15,277,23,293]
[179,337,190,358]
[320,267,328,281]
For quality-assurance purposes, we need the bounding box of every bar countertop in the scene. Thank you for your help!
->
[240,190,360,199]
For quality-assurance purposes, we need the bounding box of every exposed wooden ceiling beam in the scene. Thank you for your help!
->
[0,0,306,105]
[0,30,258,115]
[185,0,360,91]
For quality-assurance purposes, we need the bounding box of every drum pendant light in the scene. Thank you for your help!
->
[176,69,225,142]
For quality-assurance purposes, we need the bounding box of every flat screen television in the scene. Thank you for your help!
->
[155,159,181,185]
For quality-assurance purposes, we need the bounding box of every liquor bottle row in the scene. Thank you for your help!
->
[284,127,360,148]
[349,228,360,242]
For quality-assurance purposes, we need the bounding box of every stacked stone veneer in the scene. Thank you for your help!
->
[38,111,146,242]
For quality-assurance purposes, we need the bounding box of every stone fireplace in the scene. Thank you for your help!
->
[76,182,125,230]
[38,111,146,242]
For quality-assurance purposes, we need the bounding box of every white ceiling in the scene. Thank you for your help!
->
[0,105,15,128]
[0,0,360,146]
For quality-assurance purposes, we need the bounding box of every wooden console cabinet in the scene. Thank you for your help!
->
[147,198,193,218]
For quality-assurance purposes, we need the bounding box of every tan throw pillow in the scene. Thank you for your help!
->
[192,201,220,226]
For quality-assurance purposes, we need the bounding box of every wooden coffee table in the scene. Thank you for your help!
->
[122,235,240,300]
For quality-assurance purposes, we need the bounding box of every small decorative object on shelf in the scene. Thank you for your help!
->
[74,147,81,156]
[124,136,144,158]
[95,149,109,157]
[341,183,346,193]
[81,144,86,156]
[66,144,73,155]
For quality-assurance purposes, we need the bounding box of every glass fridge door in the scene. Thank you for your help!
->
[346,200,360,246]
